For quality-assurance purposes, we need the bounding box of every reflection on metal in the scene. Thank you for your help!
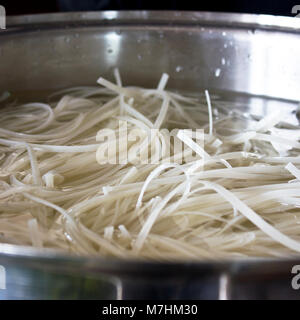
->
[105,32,121,66]
[219,273,230,300]
[0,5,5,30]
[105,11,118,20]
[116,279,123,300]
[0,265,6,290]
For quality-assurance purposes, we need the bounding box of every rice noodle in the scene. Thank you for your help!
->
[1,70,300,260]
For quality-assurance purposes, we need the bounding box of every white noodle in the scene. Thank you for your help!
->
[0,71,300,260]
[205,90,213,135]
[285,162,300,180]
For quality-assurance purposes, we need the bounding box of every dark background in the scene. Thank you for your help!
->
[1,0,300,17]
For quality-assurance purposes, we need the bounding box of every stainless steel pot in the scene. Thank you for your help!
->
[1,11,300,300]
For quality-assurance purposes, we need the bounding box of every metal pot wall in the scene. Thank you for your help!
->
[0,11,300,299]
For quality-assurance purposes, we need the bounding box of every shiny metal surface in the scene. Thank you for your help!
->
[1,11,300,299]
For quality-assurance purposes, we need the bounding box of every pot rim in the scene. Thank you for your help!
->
[1,11,300,275]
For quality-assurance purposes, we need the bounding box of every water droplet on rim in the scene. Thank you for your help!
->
[176,66,183,72]
[215,68,221,77]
